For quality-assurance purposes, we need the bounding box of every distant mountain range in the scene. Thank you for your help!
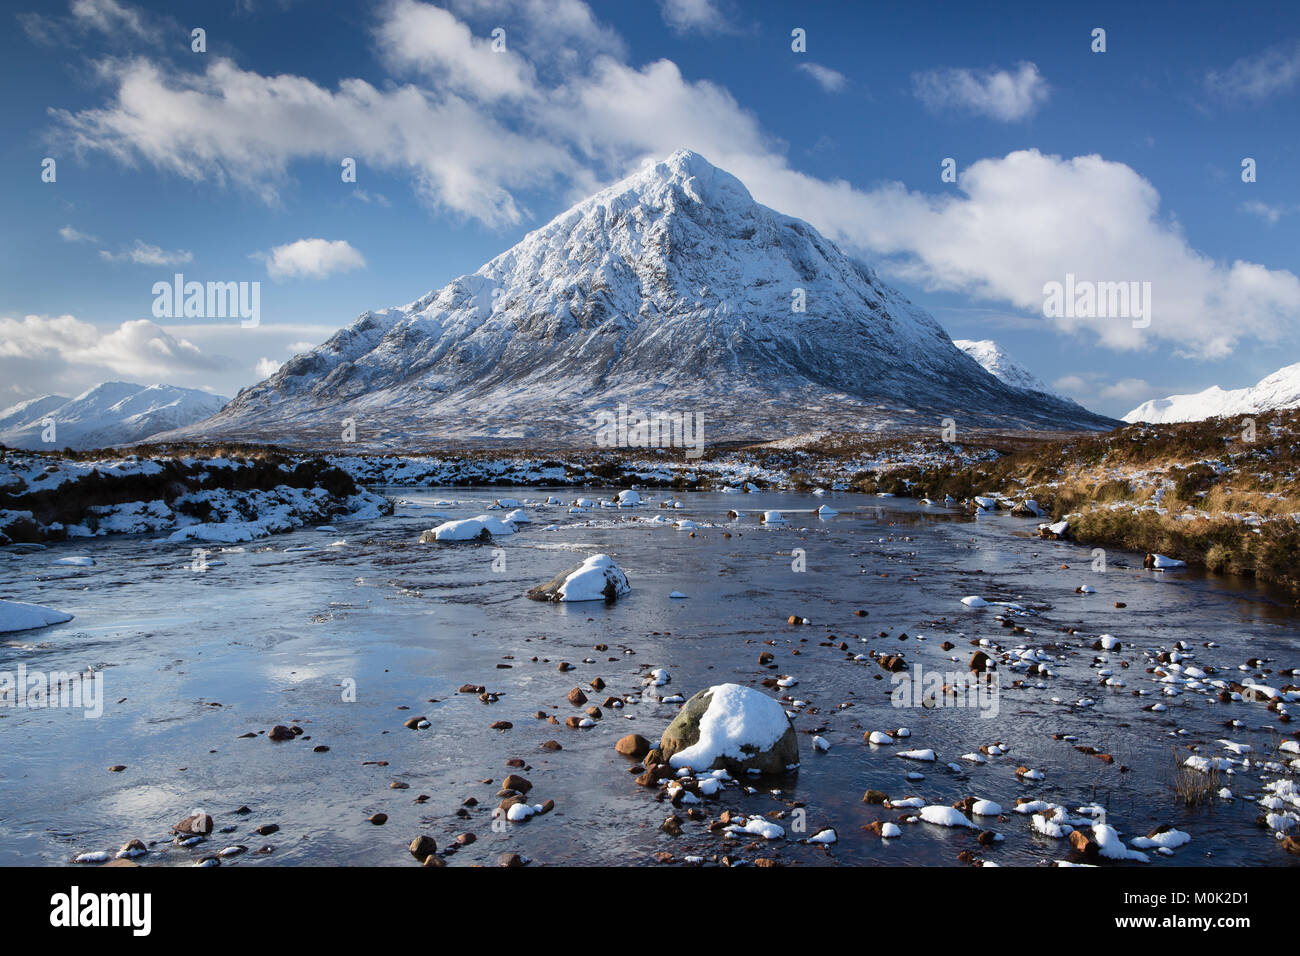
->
[155,150,1115,448]
[1124,362,1300,423]
[0,382,228,450]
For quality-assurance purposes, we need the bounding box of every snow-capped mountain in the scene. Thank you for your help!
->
[0,383,229,450]
[1124,362,1300,424]
[165,150,1114,447]
[953,339,1058,397]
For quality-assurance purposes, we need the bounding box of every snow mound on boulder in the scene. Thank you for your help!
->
[420,514,517,542]
[662,683,798,775]
[0,599,74,633]
[528,553,630,603]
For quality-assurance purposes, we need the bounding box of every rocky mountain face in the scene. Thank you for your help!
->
[161,150,1115,448]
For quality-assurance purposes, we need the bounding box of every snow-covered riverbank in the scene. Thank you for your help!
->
[0,450,390,545]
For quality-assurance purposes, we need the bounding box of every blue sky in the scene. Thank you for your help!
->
[2,0,1298,418]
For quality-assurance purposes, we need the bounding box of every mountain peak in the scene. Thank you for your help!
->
[164,153,1115,446]
[953,339,1057,397]
[593,148,755,216]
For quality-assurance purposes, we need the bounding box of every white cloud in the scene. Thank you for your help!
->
[797,63,847,94]
[99,239,193,266]
[1098,377,1154,402]
[740,149,1300,358]
[263,238,366,280]
[440,0,627,68]
[1240,200,1293,223]
[0,314,223,379]
[254,357,282,378]
[1051,374,1090,396]
[912,62,1049,121]
[70,0,157,40]
[1206,39,1300,100]
[52,55,573,224]
[285,341,316,354]
[59,225,98,243]
[658,0,732,35]
[375,0,537,101]
[23,0,164,46]
[350,189,391,207]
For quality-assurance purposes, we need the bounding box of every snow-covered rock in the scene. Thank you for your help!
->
[419,514,516,542]
[527,553,630,603]
[661,683,798,775]
[0,598,74,633]
[920,806,976,828]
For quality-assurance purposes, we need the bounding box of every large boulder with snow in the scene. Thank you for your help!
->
[527,554,630,603]
[659,683,799,776]
[419,514,517,543]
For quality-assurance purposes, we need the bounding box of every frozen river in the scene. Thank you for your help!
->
[1,488,1297,867]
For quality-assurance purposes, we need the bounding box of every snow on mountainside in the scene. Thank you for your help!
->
[953,339,1058,397]
[163,149,1115,448]
[0,382,229,450]
[1124,362,1300,424]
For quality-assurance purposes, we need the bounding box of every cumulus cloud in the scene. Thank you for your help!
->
[0,314,224,380]
[797,63,847,94]
[912,62,1049,121]
[99,239,193,266]
[262,238,366,280]
[254,356,283,378]
[741,149,1300,358]
[375,0,537,101]
[1206,39,1300,101]
[43,1,1300,359]
[51,55,572,223]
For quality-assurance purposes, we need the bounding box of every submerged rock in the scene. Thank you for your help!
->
[659,683,798,776]
[527,554,630,603]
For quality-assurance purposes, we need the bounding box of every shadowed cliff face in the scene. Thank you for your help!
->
[160,150,1117,448]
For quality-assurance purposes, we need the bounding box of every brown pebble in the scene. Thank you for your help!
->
[502,774,532,793]
[615,733,651,759]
